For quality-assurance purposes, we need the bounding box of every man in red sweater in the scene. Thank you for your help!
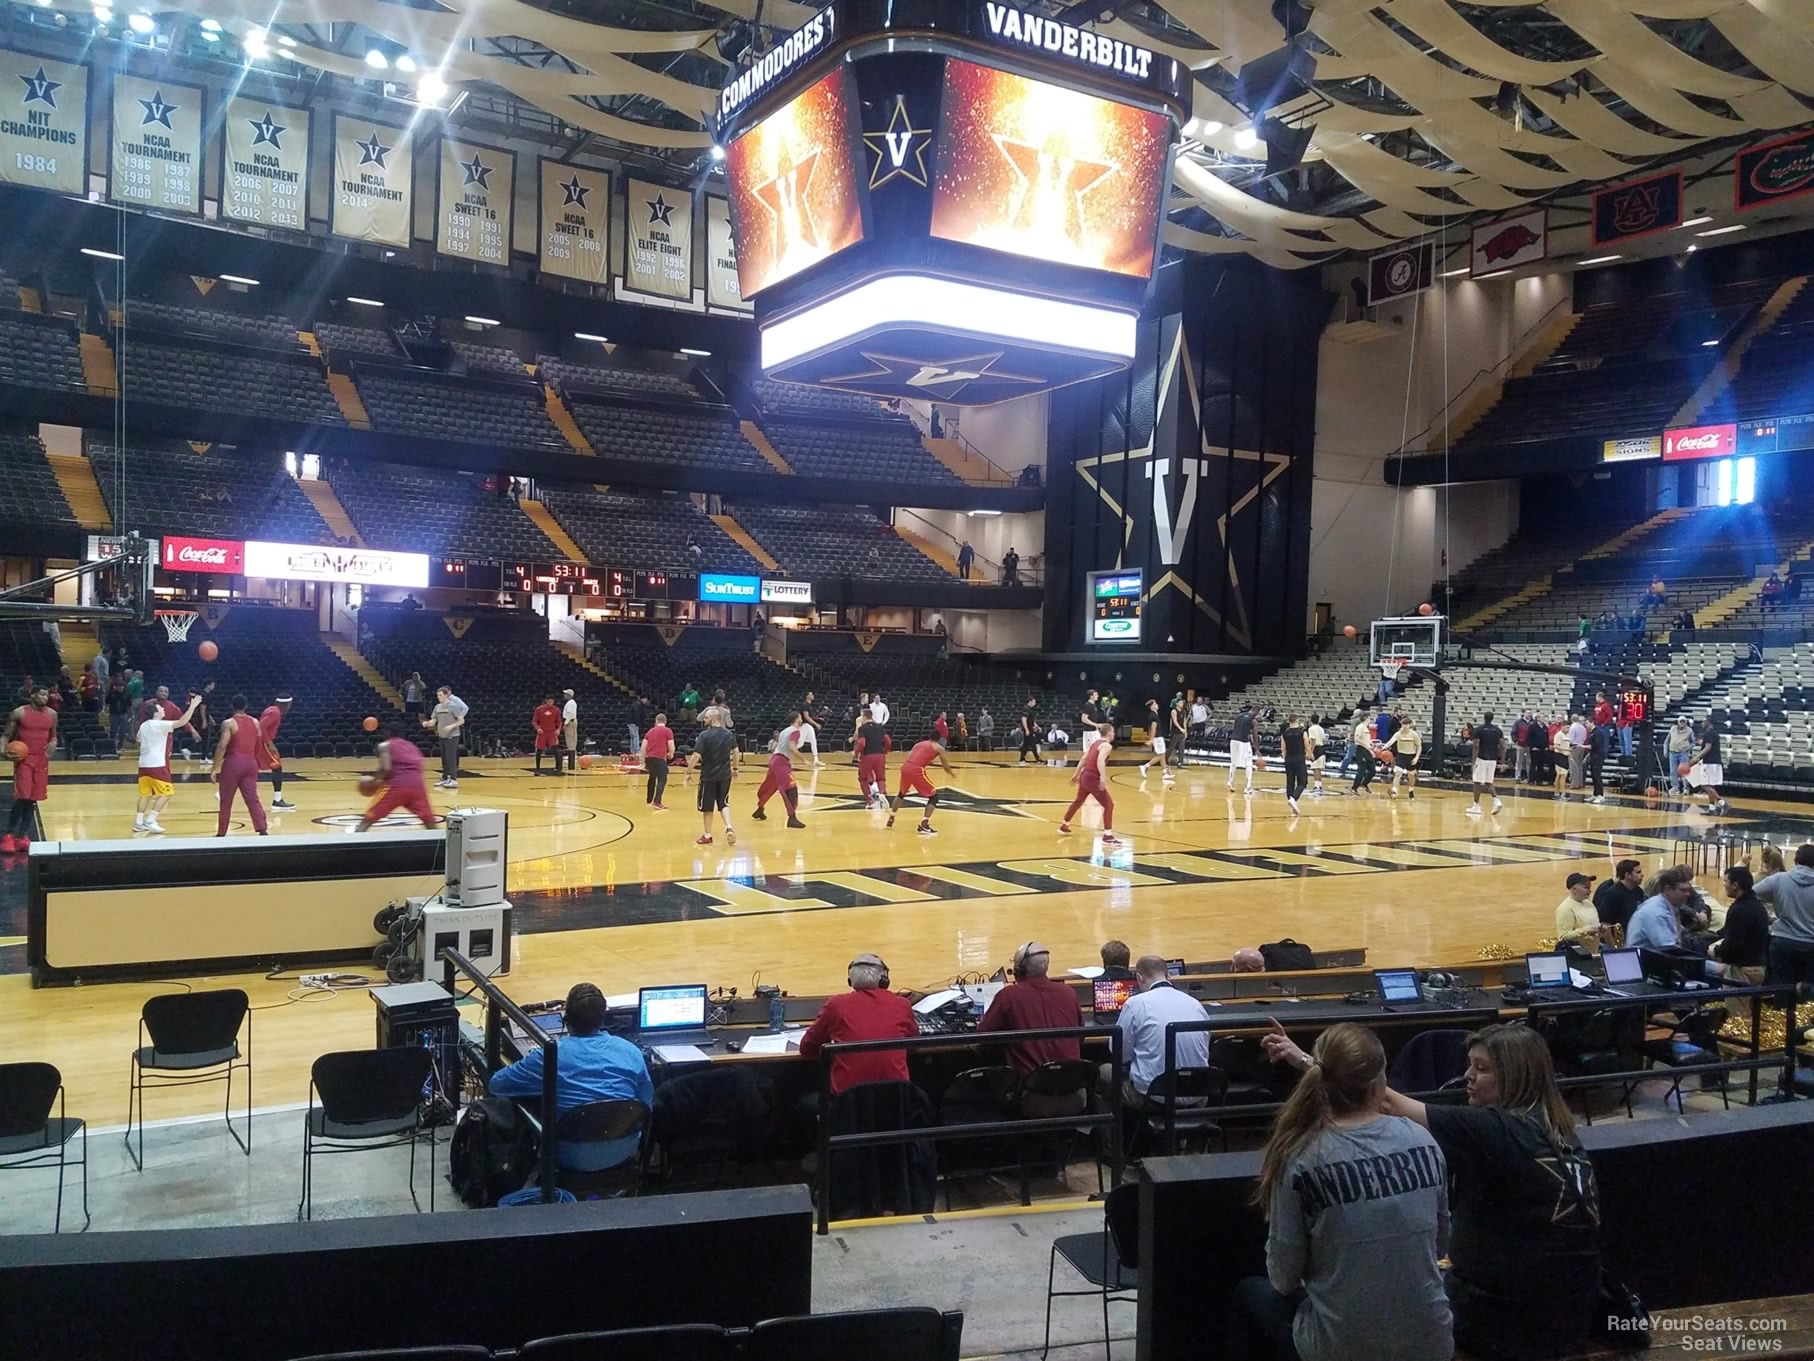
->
[798,953,918,1096]
[978,942,1085,1115]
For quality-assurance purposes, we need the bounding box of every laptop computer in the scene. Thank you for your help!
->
[1165,958,1186,978]
[1524,952,1572,992]
[1601,948,1643,990]
[1374,969,1423,1005]
[637,984,714,1048]
[1093,977,1135,1019]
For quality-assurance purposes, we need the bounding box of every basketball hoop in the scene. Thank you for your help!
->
[155,609,198,644]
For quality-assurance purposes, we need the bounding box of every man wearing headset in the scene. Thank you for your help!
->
[797,953,919,1098]
[978,942,1085,1115]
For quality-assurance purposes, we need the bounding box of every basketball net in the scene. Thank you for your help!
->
[156,609,198,644]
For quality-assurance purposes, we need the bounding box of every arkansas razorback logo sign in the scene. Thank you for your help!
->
[1470,207,1547,277]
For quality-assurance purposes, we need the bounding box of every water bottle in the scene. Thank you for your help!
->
[768,994,785,1032]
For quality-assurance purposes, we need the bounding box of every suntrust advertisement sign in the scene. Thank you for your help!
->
[699,573,760,603]
[161,535,245,573]
[1663,423,1738,461]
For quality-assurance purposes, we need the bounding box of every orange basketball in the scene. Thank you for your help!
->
[1418,602,1434,616]
[4,740,26,761]
[1342,624,1358,638]
[358,774,380,796]
[579,753,595,769]
[198,640,219,661]
[1645,786,1662,800]
[1678,761,1694,777]
[1255,756,1268,772]
[362,716,379,732]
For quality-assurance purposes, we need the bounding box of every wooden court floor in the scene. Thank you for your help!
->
[4,750,1809,1123]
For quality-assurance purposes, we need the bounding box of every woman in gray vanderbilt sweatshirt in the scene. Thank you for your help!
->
[1227,1022,1452,1361]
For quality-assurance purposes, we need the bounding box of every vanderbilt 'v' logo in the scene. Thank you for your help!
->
[909,363,982,387]
[1144,457,1204,564]
[884,131,914,167]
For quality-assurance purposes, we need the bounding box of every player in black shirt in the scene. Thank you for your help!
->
[1018,700,1040,763]
[1468,711,1505,817]
[1686,718,1727,814]
[1077,690,1105,768]
[1279,714,1308,814]
[1228,703,1256,792]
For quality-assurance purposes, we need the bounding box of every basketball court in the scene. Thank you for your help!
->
[3,747,1802,1124]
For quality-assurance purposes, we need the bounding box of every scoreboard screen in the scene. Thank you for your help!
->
[1086,569,1143,644]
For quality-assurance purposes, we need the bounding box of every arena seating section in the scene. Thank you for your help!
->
[0,311,87,393]
[0,621,109,756]
[760,418,960,485]
[1696,642,1814,781]
[0,432,78,532]
[314,322,401,361]
[88,443,334,544]
[328,463,559,559]
[563,398,766,473]
[730,504,948,580]
[1700,283,1814,427]
[538,357,701,401]
[120,300,299,348]
[352,367,563,448]
[116,336,345,424]
[540,487,762,575]
[753,377,893,420]
[788,650,1074,745]
[448,338,527,375]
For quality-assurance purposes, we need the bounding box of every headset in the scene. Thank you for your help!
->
[1011,942,1049,980]
[849,953,890,989]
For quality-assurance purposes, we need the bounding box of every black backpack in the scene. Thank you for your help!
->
[447,1097,541,1207]
[1259,938,1316,971]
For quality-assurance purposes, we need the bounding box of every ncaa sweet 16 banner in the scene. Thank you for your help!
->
[110,72,203,215]
[220,96,309,230]
[705,196,749,311]
[623,175,693,300]
[537,159,609,284]
[331,113,414,248]
[0,49,87,194]
[437,137,514,267]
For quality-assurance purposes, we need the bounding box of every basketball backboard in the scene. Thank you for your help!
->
[1369,616,1441,667]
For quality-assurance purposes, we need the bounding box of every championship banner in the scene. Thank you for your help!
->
[1592,169,1682,246]
[0,49,88,194]
[331,113,413,249]
[109,72,203,215]
[220,97,309,230]
[536,158,609,284]
[1469,206,1546,277]
[624,176,693,300]
[704,195,748,311]
[1736,130,1814,213]
[436,137,514,267]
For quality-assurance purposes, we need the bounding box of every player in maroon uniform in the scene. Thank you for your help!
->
[1059,722,1117,843]
[259,694,294,810]
[531,694,562,776]
[855,715,891,808]
[3,683,57,851]
[750,718,806,828]
[211,694,270,836]
[887,737,953,835]
[355,722,439,831]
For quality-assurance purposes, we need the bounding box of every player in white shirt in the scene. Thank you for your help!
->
[1137,699,1173,782]
[560,688,579,772]
[134,692,201,833]
[1306,714,1327,794]
[869,694,890,726]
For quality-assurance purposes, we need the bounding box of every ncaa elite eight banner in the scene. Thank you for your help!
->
[332,113,414,248]
[110,72,203,215]
[221,96,309,229]
[537,159,609,284]
[624,176,693,300]
[0,49,87,194]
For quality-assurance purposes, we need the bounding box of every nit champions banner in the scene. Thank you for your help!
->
[0,49,88,194]
[220,96,309,230]
[436,137,514,267]
[623,176,693,301]
[536,158,609,285]
[331,113,414,249]
[110,72,203,215]
[705,196,748,311]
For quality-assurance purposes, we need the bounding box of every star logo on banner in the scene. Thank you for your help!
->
[460,151,492,189]
[821,350,1042,402]
[138,89,179,129]
[249,112,285,149]
[560,173,590,208]
[991,130,1115,251]
[646,193,674,227]
[751,147,820,252]
[357,134,391,168]
[20,66,61,108]
[862,96,932,191]
[1070,321,1292,651]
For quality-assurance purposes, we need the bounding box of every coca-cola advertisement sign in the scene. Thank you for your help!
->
[161,535,245,573]
[1663,423,1738,461]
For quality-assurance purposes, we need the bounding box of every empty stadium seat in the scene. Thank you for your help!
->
[87,443,334,544]
[354,368,562,449]
[761,420,959,486]
[328,463,559,559]
[315,322,402,362]
[728,504,947,581]
[0,313,86,391]
[114,338,344,424]
[540,488,761,575]
[0,431,78,530]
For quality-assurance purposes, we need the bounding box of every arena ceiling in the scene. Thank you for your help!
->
[94,0,1814,267]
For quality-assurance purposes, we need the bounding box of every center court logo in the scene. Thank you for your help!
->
[312,813,428,829]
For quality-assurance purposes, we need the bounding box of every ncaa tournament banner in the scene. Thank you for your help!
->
[536,158,609,284]
[220,96,309,230]
[1592,169,1682,246]
[624,176,693,301]
[436,137,514,267]
[1468,206,1546,277]
[0,49,88,194]
[1735,130,1814,213]
[109,72,203,215]
[331,113,414,249]
[705,195,749,311]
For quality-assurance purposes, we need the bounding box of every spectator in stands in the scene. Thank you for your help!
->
[1511,711,1533,782]
[1587,714,1612,804]
[1100,940,1138,982]
[79,663,98,714]
[1627,865,1703,950]
[401,671,427,720]
[105,673,130,751]
[978,942,1084,1114]
[977,708,994,750]
[1759,843,1787,877]
[91,647,109,693]
[488,982,652,1174]
[1594,860,1645,934]
[1550,720,1573,802]
[1555,873,1608,957]
[626,693,646,759]
[1666,717,1694,794]
[1757,844,1814,986]
[929,405,943,437]
[1576,613,1591,654]
[423,685,468,790]
[956,540,974,580]
[1189,695,1210,742]
[678,682,701,722]
[1002,546,1020,586]
[1709,865,1769,987]
[934,710,950,745]
[1230,1022,1450,1361]
[1566,712,1588,792]
[1648,575,1667,607]
[1762,573,1784,613]
[1101,955,1211,1136]
[1337,705,1364,781]
[798,953,917,1100]
[1672,607,1695,631]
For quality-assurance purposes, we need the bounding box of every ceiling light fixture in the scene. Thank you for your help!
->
[1701,339,1719,347]
[710,144,725,161]
[242,28,268,56]
[277,34,295,47]
[80,247,125,260]
[199,16,219,30]
[416,73,447,104]
[1679,216,1713,228]
[1577,255,1622,265]
[220,274,260,286]
[575,332,609,343]
[394,53,416,73]
[1233,126,1259,150]
[1474,269,1510,279]
[680,347,711,356]
[464,315,500,326]
[1440,267,1470,278]
[364,48,389,70]
[127,12,153,32]
[1696,224,1746,237]
[346,296,384,307]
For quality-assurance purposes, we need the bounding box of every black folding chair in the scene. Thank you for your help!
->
[553,1098,650,1200]
[1014,1058,1101,1201]
[936,1065,1018,1209]
[1136,1066,1229,1157]
[125,988,251,1170]
[298,1048,435,1220]
[748,1308,950,1361]
[1042,1181,1138,1360]
[0,1061,88,1232]
[518,1324,733,1361]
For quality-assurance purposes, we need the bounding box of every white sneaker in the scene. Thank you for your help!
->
[1466,803,1481,815]
[132,816,145,831]
[1492,798,1504,814]
[144,821,166,834]
[1287,797,1300,814]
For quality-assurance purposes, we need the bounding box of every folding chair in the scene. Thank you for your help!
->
[0,1061,87,1232]
[125,988,251,1170]
[298,1047,435,1220]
